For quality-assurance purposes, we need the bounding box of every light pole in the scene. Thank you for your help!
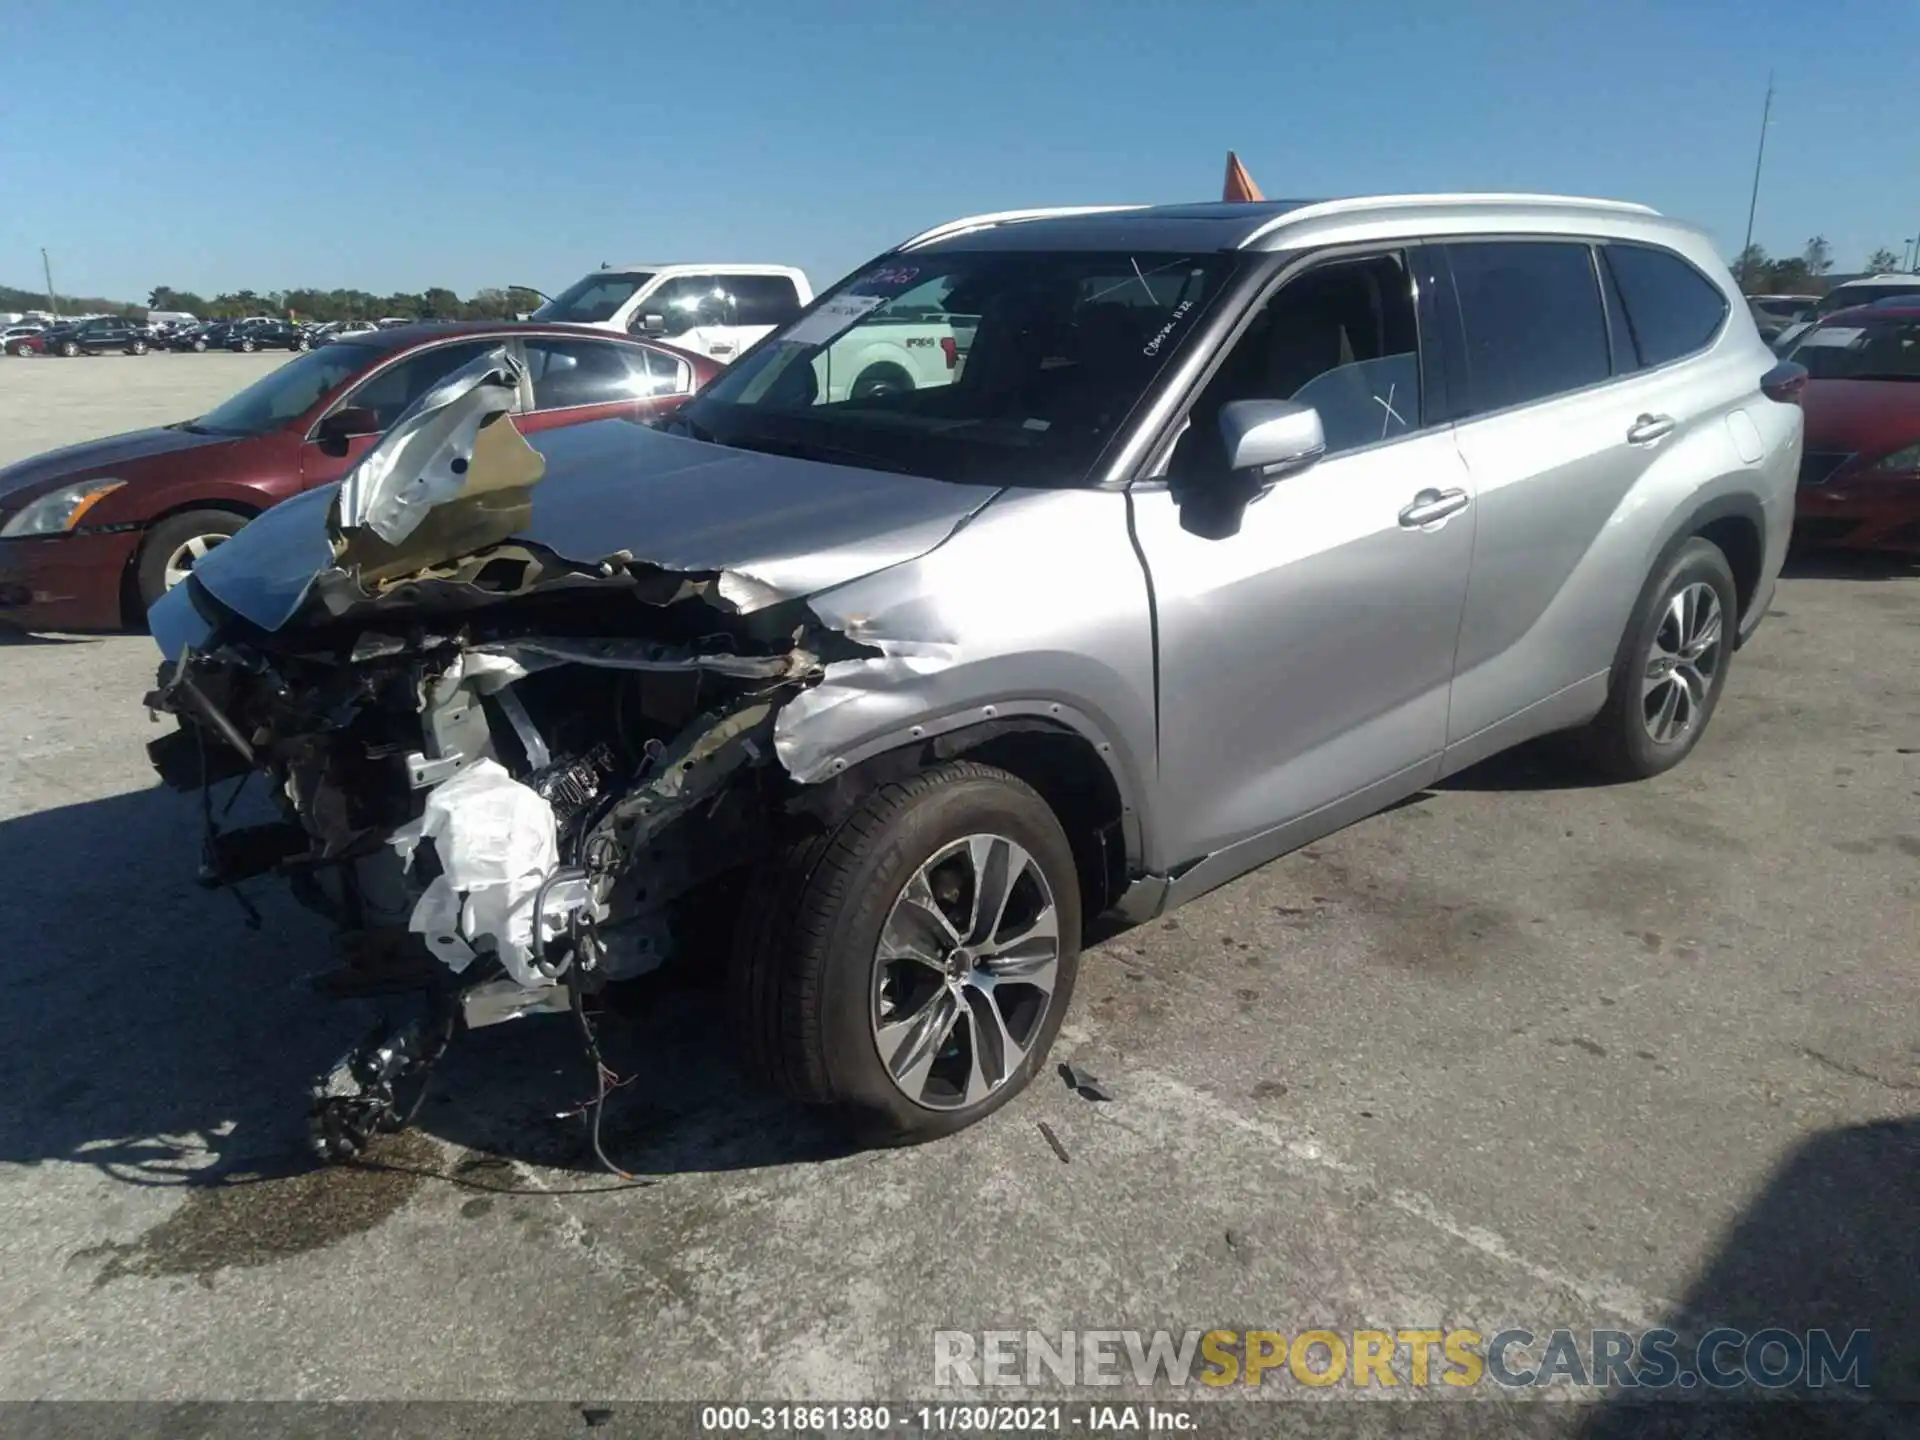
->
[1906,237,1919,273]
[40,246,58,318]
[1738,73,1775,290]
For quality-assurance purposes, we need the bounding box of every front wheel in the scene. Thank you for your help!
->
[59,340,79,357]
[6,341,29,357]
[731,761,1081,1142]
[129,339,148,355]
[1576,536,1738,781]
[191,339,207,352]
[135,509,246,612]
[238,338,257,353]
[849,362,914,401]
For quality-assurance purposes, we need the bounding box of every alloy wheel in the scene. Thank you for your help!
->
[1642,581,1723,744]
[870,833,1061,1112]
[161,532,228,590]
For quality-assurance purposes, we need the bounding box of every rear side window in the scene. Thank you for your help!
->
[1445,242,1611,415]
[724,274,804,328]
[1603,244,1728,368]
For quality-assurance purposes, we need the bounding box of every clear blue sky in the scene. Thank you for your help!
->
[5,0,1917,304]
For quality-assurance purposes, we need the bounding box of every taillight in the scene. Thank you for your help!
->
[939,336,958,370]
[1761,360,1807,405]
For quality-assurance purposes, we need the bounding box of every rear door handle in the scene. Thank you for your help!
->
[1627,413,1676,445]
[1398,487,1471,528]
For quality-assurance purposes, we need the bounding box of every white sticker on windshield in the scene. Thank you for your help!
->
[1797,327,1863,348]
[779,293,887,348]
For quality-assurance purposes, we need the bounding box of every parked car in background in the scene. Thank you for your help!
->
[1748,294,1817,326]
[229,320,313,352]
[45,315,149,356]
[319,320,378,345]
[3,323,48,356]
[145,309,199,330]
[136,196,1799,1145]
[170,321,228,352]
[0,323,718,630]
[532,263,811,363]
[1782,303,1920,552]
[376,316,416,329]
[1774,275,1920,351]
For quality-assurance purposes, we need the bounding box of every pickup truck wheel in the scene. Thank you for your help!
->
[1575,537,1737,781]
[850,363,913,401]
[136,510,246,611]
[731,761,1081,1142]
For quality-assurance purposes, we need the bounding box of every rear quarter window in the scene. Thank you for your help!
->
[1602,244,1729,368]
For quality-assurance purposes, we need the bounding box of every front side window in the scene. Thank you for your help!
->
[1446,241,1611,415]
[341,341,497,428]
[1168,253,1422,481]
[524,339,664,409]
[1603,243,1728,368]
[1786,317,1920,381]
[192,342,380,436]
[640,276,731,335]
[678,249,1237,487]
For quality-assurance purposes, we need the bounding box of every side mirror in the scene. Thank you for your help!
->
[633,313,669,337]
[315,405,382,456]
[1219,399,1325,478]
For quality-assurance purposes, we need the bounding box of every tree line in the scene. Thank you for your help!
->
[0,281,545,321]
[1732,236,1912,296]
[144,285,546,322]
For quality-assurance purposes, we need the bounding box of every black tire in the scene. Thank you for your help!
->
[59,340,79,357]
[191,338,207,352]
[1576,536,1738,781]
[849,362,913,401]
[129,339,148,355]
[292,337,310,351]
[6,342,29,357]
[134,510,247,613]
[238,338,257,353]
[731,760,1082,1142]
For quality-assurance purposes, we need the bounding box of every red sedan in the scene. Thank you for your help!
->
[1787,304,1920,553]
[0,323,718,631]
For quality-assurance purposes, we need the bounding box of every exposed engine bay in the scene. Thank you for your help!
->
[140,349,898,1166]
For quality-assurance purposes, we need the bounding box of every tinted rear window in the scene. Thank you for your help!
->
[1445,241,1611,415]
[1603,244,1728,368]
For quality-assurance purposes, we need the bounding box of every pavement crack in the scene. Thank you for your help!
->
[1799,1047,1920,1094]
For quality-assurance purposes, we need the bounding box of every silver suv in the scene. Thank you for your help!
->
[145,194,1803,1153]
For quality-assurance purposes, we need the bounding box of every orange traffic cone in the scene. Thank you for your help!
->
[1223,151,1265,203]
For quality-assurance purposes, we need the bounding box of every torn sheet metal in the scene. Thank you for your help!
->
[391,758,563,989]
[334,347,535,547]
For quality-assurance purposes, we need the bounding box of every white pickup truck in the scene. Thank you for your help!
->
[531,263,813,365]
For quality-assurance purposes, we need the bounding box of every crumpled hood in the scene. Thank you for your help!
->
[180,419,1001,635]
[0,426,232,507]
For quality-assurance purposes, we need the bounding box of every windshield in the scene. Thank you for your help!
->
[676,250,1236,487]
[1787,316,1920,380]
[192,342,381,436]
[532,272,655,325]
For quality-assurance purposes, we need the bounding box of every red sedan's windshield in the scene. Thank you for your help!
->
[191,343,382,436]
[1788,315,1920,382]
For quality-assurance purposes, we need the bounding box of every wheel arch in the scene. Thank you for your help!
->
[118,497,264,626]
[1663,490,1767,632]
[784,714,1136,926]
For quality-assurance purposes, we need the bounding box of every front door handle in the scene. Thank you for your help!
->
[1398,487,1471,528]
[1627,413,1676,445]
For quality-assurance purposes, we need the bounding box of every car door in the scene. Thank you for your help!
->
[516,337,696,437]
[297,339,498,488]
[1129,247,1476,874]
[714,272,803,360]
[1435,238,1729,759]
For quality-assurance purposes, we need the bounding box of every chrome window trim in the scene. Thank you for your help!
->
[302,336,512,443]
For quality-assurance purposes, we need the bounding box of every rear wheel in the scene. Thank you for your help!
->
[129,339,148,355]
[850,363,913,401]
[731,761,1081,1142]
[135,510,246,612]
[1576,536,1737,781]
[59,339,79,357]
[6,341,29,357]
[238,337,257,353]
[191,338,207,352]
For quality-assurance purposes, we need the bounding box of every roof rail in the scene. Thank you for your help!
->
[897,205,1148,251]
[1236,193,1661,248]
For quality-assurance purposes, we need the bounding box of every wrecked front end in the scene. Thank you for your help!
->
[141,349,965,1164]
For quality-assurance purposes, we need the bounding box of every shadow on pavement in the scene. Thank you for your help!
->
[0,781,851,1204]
[1577,1115,1919,1436]
[1779,549,1919,583]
